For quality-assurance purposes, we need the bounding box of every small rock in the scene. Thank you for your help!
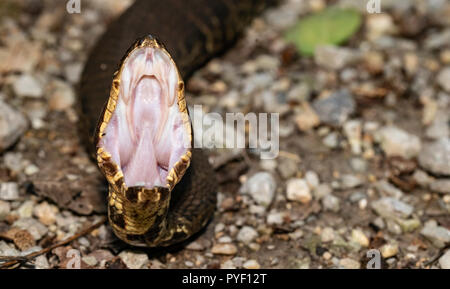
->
[343,120,362,154]
[35,255,50,269]
[277,158,298,179]
[321,227,335,243]
[82,255,98,267]
[380,243,399,258]
[351,229,369,247]
[24,164,39,175]
[323,132,339,148]
[439,250,450,269]
[437,67,450,92]
[118,250,149,269]
[312,89,356,127]
[12,74,43,98]
[305,171,320,189]
[314,183,332,199]
[341,174,363,189]
[0,200,10,220]
[0,182,20,201]
[420,220,450,248]
[211,243,238,255]
[412,170,433,187]
[397,218,421,233]
[220,260,236,269]
[33,201,58,225]
[48,79,75,111]
[339,258,361,269]
[314,46,358,70]
[240,172,276,207]
[429,179,450,194]
[419,138,450,176]
[322,194,340,212]
[237,226,258,244]
[185,240,205,251]
[0,240,20,256]
[64,62,83,84]
[17,200,34,218]
[377,126,421,159]
[294,102,320,131]
[374,180,404,199]
[0,101,28,152]
[267,211,284,225]
[371,197,413,219]
[243,259,260,269]
[286,178,312,204]
[12,218,48,240]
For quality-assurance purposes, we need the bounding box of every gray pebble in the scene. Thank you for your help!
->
[240,172,276,207]
[237,226,258,244]
[371,197,413,219]
[0,101,28,152]
[312,89,356,127]
[322,194,340,212]
[377,126,421,159]
[0,182,20,201]
[420,220,450,248]
[419,138,450,176]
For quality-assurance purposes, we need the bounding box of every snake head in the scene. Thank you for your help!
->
[94,36,193,245]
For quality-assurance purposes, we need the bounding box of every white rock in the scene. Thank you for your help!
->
[237,226,258,244]
[339,258,361,269]
[211,243,237,255]
[0,182,20,201]
[240,172,276,207]
[267,211,284,225]
[305,171,320,189]
[118,250,149,269]
[322,194,340,212]
[351,229,369,247]
[286,178,312,204]
[48,79,75,111]
[243,259,260,269]
[0,200,10,221]
[439,250,450,269]
[437,67,450,92]
[380,243,399,258]
[377,126,421,159]
[12,74,43,98]
[343,120,362,154]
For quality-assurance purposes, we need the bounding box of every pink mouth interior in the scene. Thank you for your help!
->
[99,47,189,188]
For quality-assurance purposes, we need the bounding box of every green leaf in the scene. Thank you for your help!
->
[284,7,362,56]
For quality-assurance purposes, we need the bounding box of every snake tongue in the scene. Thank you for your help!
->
[99,44,190,189]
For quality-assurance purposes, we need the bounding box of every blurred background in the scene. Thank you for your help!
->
[0,0,449,269]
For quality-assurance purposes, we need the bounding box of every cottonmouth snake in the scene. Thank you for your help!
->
[79,0,277,247]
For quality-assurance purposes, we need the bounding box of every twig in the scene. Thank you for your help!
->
[0,216,107,269]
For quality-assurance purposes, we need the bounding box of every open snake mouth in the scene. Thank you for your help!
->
[98,42,191,189]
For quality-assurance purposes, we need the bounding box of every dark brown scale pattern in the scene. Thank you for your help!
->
[79,0,277,247]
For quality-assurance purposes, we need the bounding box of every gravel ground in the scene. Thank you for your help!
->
[0,0,449,269]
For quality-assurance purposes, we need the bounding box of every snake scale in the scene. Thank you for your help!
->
[79,0,277,247]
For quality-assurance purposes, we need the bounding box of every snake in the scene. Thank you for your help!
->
[79,0,277,247]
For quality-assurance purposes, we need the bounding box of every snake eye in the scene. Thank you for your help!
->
[98,44,191,189]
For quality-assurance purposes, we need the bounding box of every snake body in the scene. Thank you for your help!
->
[79,0,276,247]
